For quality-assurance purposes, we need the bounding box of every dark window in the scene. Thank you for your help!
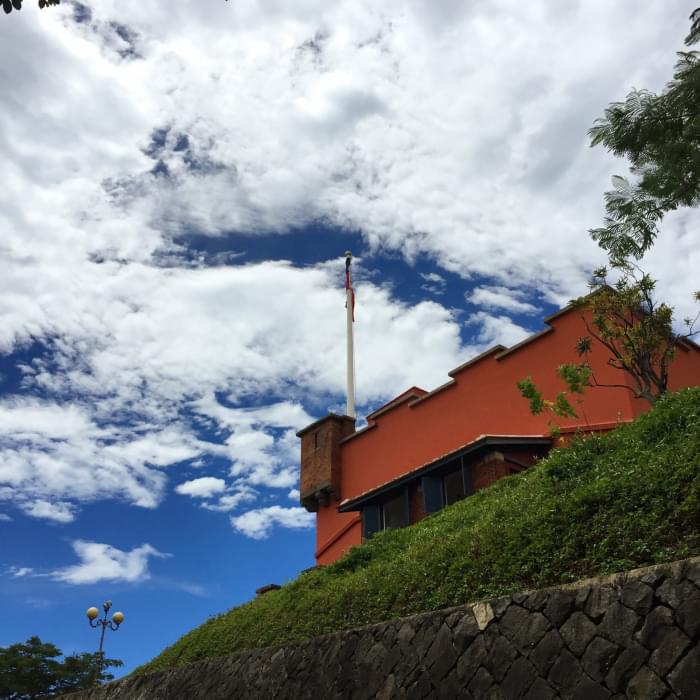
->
[422,474,444,513]
[443,469,465,506]
[382,491,407,530]
[362,503,381,540]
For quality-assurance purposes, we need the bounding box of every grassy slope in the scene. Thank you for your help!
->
[138,388,700,674]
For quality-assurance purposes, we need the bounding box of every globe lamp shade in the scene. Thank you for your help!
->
[112,611,125,625]
[86,607,99,621]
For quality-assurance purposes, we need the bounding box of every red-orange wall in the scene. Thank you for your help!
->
[314,309,700,565]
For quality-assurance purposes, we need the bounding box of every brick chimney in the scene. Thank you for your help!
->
[297,414,356,512]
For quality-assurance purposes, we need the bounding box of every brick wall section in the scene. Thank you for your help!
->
[408,481,425,524]
[67,557,700,699]
[299,415,355,510]
[471,453,511,492]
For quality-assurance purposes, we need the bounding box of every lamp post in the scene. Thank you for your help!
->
[86,600,124,685]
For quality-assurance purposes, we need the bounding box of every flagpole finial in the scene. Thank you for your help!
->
[344,250,352,259]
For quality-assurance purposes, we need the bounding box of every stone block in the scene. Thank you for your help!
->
[675,587,700,640]
[581,636,620,682]
[667,642,700,699]
[625,666,668,700]
[500,657,537,700]
[639,568,666,589]
[571,675,611,700]
[530,629,565,675]
[584,585,619,621]
[472,601,495,631]
[597,602,641,646]
[648,626,691,677]
[452,611,480,654]
[656,578,696,610]
[435,669,464,700]
[483,626,518,682]
[397,621,417,649]
[637,605,674,649]
[426,623,458,680]
[406,668,433,700]
[620,580,655,615]
[468,667,495,697]
[490,596,512,619]
[456,636,487,685]
[522,590,548,611]
[544,589,576,626]
[560,611,597,657]
[524,676,557,700]
[499,605,550,655]
[548,648,583,697]
[684,560,700,587]
[603,641,649,693]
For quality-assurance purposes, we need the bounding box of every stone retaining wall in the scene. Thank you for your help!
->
[69,557,700,699]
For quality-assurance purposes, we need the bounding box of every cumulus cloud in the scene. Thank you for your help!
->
[175,477,227,499]
[230,506,315,540]
[467,312,533,349]
[52,541,170,585]
[0,397,203,520]
[469,286,540,315]
[0,0,698,537]
[201,485,258,513]
[192,398,315,489]
[23,500,76,524]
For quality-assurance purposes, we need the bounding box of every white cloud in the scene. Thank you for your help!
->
[52,541,170,585]
[287,488,300,501]
[0,1,698,537]
[175,477,226,499]
[0,513,12,522]
[0,397,204,519]
[467,312,533,349]
[9,566,34,578]
[420,272,446,295]
[23,500,76,524]
[469,286,539,315]
[201,486,257,513]
[230,506,315,539]
[192,398,316,490]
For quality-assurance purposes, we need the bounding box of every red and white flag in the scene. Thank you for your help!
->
[345,255,355,321]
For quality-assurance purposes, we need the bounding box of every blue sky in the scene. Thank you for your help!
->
[1,0,699,677]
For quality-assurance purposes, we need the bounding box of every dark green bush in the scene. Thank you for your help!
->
[137,388,700,674]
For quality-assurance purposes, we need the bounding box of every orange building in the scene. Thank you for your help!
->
[297,303,700,566]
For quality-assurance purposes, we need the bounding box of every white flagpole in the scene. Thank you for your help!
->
[344,251,356,418]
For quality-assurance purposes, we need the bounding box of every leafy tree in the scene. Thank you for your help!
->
[589,8,700,262]
[2,0,59,14]
[520,8,700,423]
[518,265,700,420]
[0,637,122,699]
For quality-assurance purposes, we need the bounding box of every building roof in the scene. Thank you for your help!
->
[338,434,551,512]
[366,386,427,421]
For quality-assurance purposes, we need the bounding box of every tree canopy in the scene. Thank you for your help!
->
[589,8,700,261]
[518,264,700,423]
[2,0,59,14]
[0,637,121,699]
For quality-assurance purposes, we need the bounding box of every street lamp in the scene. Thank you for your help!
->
[86,600,124,684]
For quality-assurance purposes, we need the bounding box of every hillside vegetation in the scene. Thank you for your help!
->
[138,388,700,674]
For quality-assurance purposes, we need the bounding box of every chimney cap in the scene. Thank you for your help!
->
[296,413,356,438]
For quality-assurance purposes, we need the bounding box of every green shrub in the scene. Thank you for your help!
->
[137,388,700,674]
